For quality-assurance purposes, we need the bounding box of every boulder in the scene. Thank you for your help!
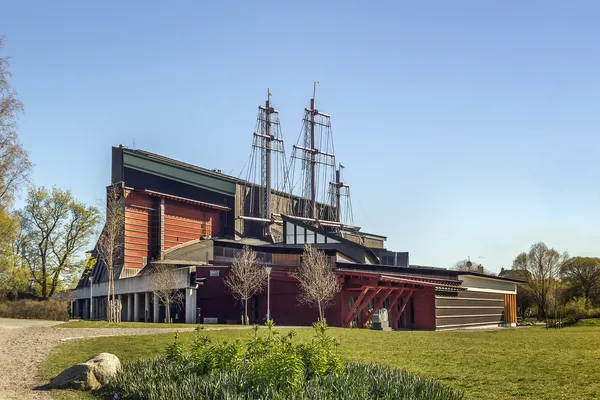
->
[49,353,121,391]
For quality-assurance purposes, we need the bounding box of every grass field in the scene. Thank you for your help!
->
[41,325,600,400]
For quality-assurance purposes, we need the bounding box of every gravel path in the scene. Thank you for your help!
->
[0,321,196,400]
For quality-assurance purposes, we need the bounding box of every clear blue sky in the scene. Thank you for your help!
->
[2,1,600,272]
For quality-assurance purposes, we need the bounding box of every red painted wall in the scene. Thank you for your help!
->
[412,288,436,330]
[196,266,343,326]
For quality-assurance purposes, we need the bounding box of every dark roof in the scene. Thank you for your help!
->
[125,148,239,183]
[337,262,460,280]
[454,270,526,283]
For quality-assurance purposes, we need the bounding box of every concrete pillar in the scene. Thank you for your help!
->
[84,299,90,320]
[128,294,134,322]
[117,294,123,322]
[133,293,140,322]
[153,293,160,323]
[144,292,150,322]
[185,288,197,324]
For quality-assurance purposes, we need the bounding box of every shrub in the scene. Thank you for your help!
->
[104,322,464,400]
[563,298,600,322]
[0,299,69,321]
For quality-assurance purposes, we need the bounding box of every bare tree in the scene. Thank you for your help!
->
[96,185,125,323]
[150,262,184,323]
[514,242,568,320]
[224,246,267,325]
[0,36,31,210]
[296,244,341,323]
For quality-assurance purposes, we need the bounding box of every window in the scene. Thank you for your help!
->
[316,233,326,244]
[296,227,305,244]
[285,222,295,244]
[210,270,220,277]
[306,230,315,244]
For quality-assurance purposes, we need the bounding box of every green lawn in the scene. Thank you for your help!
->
[40,326,600,400]
[57,320,232,329]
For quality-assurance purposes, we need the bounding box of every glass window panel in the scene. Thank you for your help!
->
[285,222,295,244]
[306,231,315,244]
[316,234,326,244]
[296,227,305,244]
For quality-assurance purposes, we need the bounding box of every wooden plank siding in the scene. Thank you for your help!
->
[124,190,157,270]
[123,189,225,269]
[163,199,220,250]
[435,290,507,330]
[504,294,517,324]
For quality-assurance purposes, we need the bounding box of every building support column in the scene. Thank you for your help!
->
[84,299,90,320]
[133,293,140,322]
[153,293,160,323]
[185,287,197,324]
[145,292,150,322]
[128,294,134,322]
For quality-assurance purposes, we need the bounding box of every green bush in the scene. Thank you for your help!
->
[104,322,464,400]
[0,299,69,321]
[563,298,600,322]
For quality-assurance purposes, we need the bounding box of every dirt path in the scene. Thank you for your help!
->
[0,319,196,400]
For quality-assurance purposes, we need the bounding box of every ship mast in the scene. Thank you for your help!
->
[292,82,336,224]
[242,90,287,238]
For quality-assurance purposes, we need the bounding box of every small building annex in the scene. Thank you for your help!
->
[71,145,521,330]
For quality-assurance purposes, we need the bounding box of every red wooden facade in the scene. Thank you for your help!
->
[123,188,225,270]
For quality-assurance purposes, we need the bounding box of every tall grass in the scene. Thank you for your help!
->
[0,299,69,321]
[105,359,463,400]
[103,322,464,400]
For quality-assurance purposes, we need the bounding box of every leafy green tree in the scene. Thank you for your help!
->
[0,209,28,298]
[513,242,568,320]
[0,36,31,210]
[19,186,100,299]
[560,257,600,308]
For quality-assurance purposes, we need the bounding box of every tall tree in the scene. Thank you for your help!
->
[0,36,31,210]
[513,242,568,320]
[224,246,267,325]
[296,245,341,323]
[0,209,28,298]
[96,185,125,322]
[150,262,184,323]
[20,186,100,299]
[560,257,600,308]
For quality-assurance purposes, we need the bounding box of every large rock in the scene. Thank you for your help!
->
[49,353,121,390]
